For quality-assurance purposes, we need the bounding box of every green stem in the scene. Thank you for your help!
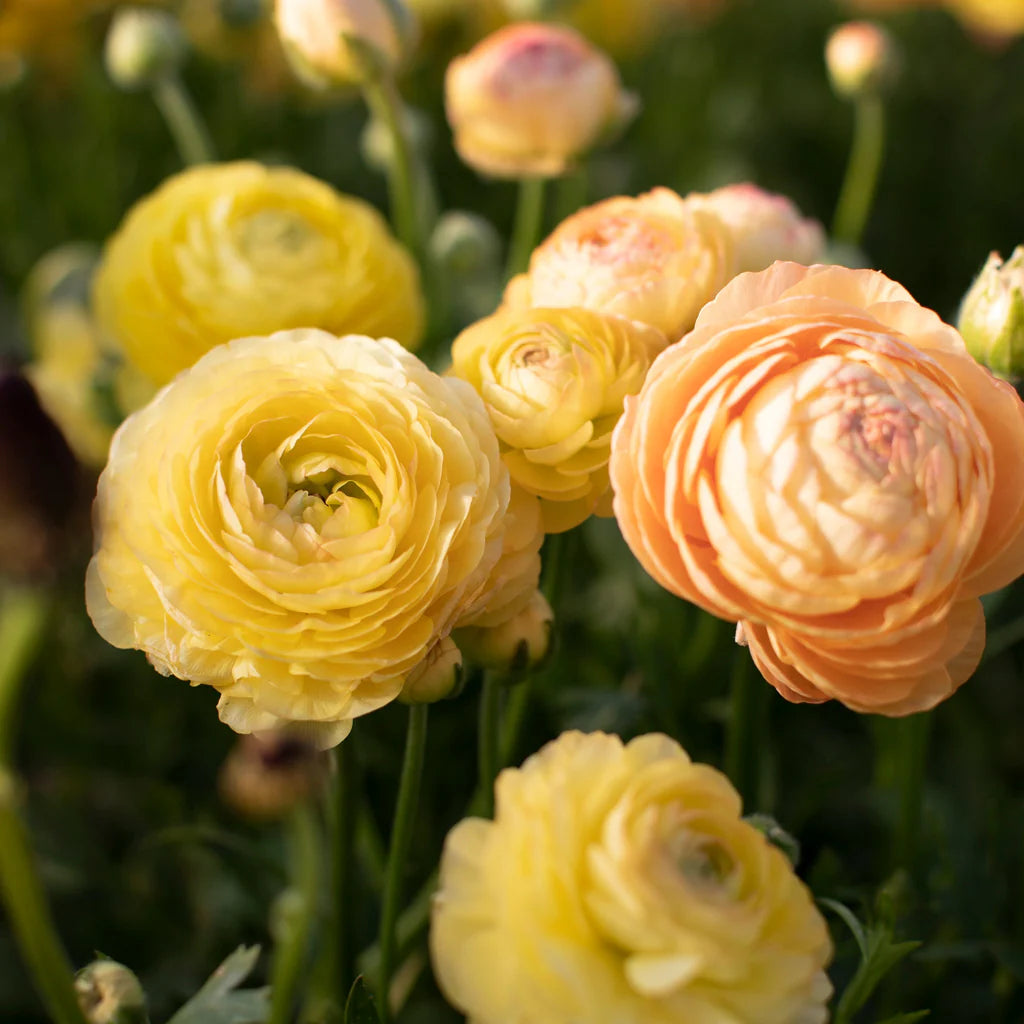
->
[0,590,87,1024]
[363,76,422,261]
[477,673,502,820]
[326,742,358,1012]
[268,804,321,1024]
[152,74,216,167]
[724,650,761,809]
[832,93,885,247]
[377,704,428,1022]
[505,177,547,280]
[892,713,931,872]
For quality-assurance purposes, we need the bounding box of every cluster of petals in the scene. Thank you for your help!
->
[611,263,1024,714]
[93,161,424,389]
[431,730,832,1024]
[505,183,824,344]
[450,305,667,533]
[86,330,534,747]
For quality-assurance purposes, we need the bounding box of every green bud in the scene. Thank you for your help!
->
[105,8,186,91]
[429,212,502,279]
[400,636,464,703]
[744,813,801,868]
[457,591,553,677]
[958,246,1024,381]
[75,960,149,1024]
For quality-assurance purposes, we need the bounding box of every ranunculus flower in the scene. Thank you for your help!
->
[93,161,424,389]
[86,330,515,747]
[431,730,832,1024]
[612,263,1024,715]
[824,20,897,99]
[508,185,824,344]
[444,22,636,179]
[451,306,666,533]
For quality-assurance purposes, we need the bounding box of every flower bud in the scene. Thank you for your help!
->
[400,635,464,703]
[75,960,149,1024]
[457,589,553,673]
[274,0,413,87]
[105,8,186,91]
[445,22,637,179]
[825,21,896,99]
[958,247,1024,380]
[429,211,502,278]
[219,730,330,821]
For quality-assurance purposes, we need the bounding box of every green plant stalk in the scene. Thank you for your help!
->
[0,590,87,1024]
[377,704,428,1022]
[832,93,885,247]
[505,176,547,280]
[152,74,216,167]
[325,741,358,1013]
[363,76,422,262]
[893,713,931,872]
[268,803,322,1024]
[477,673,502,820]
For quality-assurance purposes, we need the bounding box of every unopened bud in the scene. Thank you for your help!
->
[429,211,502,278]
[75,960,149,1024]
[274,0,414,87]
[958,247,1024,380]
[400,635,463,703]
[105,8,186,91]
[457,589,552,675]
[219,730,329,820]
[744,813,801,868]
[825,21,896,100]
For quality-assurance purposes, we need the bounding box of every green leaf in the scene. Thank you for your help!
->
[820,898,870,960]
[344,978,381,1024]
[166,946,270,1024]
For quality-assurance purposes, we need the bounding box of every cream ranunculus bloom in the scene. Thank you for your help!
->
[450,306,666,533]
[444,22,636,179]
[611,263,1024,715]
[431,730,833,1024]
[93,161,424,389]
[86,330,513,747]
[504,187,734,343]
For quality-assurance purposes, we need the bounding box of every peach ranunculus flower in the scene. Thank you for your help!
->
[505,185,824,344]
[93,161,424,390]
[86,330,522,747]
[431,730,833,1024]
[444,22,636,179]
[611,263,1024,715]
[450,305,667,533]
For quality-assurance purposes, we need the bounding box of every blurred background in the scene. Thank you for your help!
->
[2,0,1024,1020]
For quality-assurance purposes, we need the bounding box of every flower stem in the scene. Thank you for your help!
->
[832,93,885,247]
[363,75,423,262]
[0,590,87,1024]
[152,74,215,167]
[892,713,931,872]
[477,673,502,819]
[505,176,547,280]
[325,741,358,1012]
[377,704,428,1022]
[267,803,321,1024]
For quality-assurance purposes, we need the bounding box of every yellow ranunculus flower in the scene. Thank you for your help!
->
[450,306,666,533]
[93,161,424,389]
[86,329,512,747]
[431,730,833,1024]
[946,0,1024,34]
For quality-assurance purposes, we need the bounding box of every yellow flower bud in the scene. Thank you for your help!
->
[75,960,148,1024]
[825,20,897,99]
[93,161,424,388]
[444,22,636,179]
[400,635,464,702]
[274,0,412,86]
[450,306,666,533]
[457,587,552,672]
[104,7,186,91]
[431,731,833,1024]
[958,247,1024,380]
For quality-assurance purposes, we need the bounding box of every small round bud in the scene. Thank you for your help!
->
[75,960,149,1024]
[958,247,1024,381]
[825,21,896,100]
[457,589,553,675]
[428,211,502,278]
[274,0,414,87]
[105,8,186,91]
[400,635,464,703]
[219,731,329,821]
